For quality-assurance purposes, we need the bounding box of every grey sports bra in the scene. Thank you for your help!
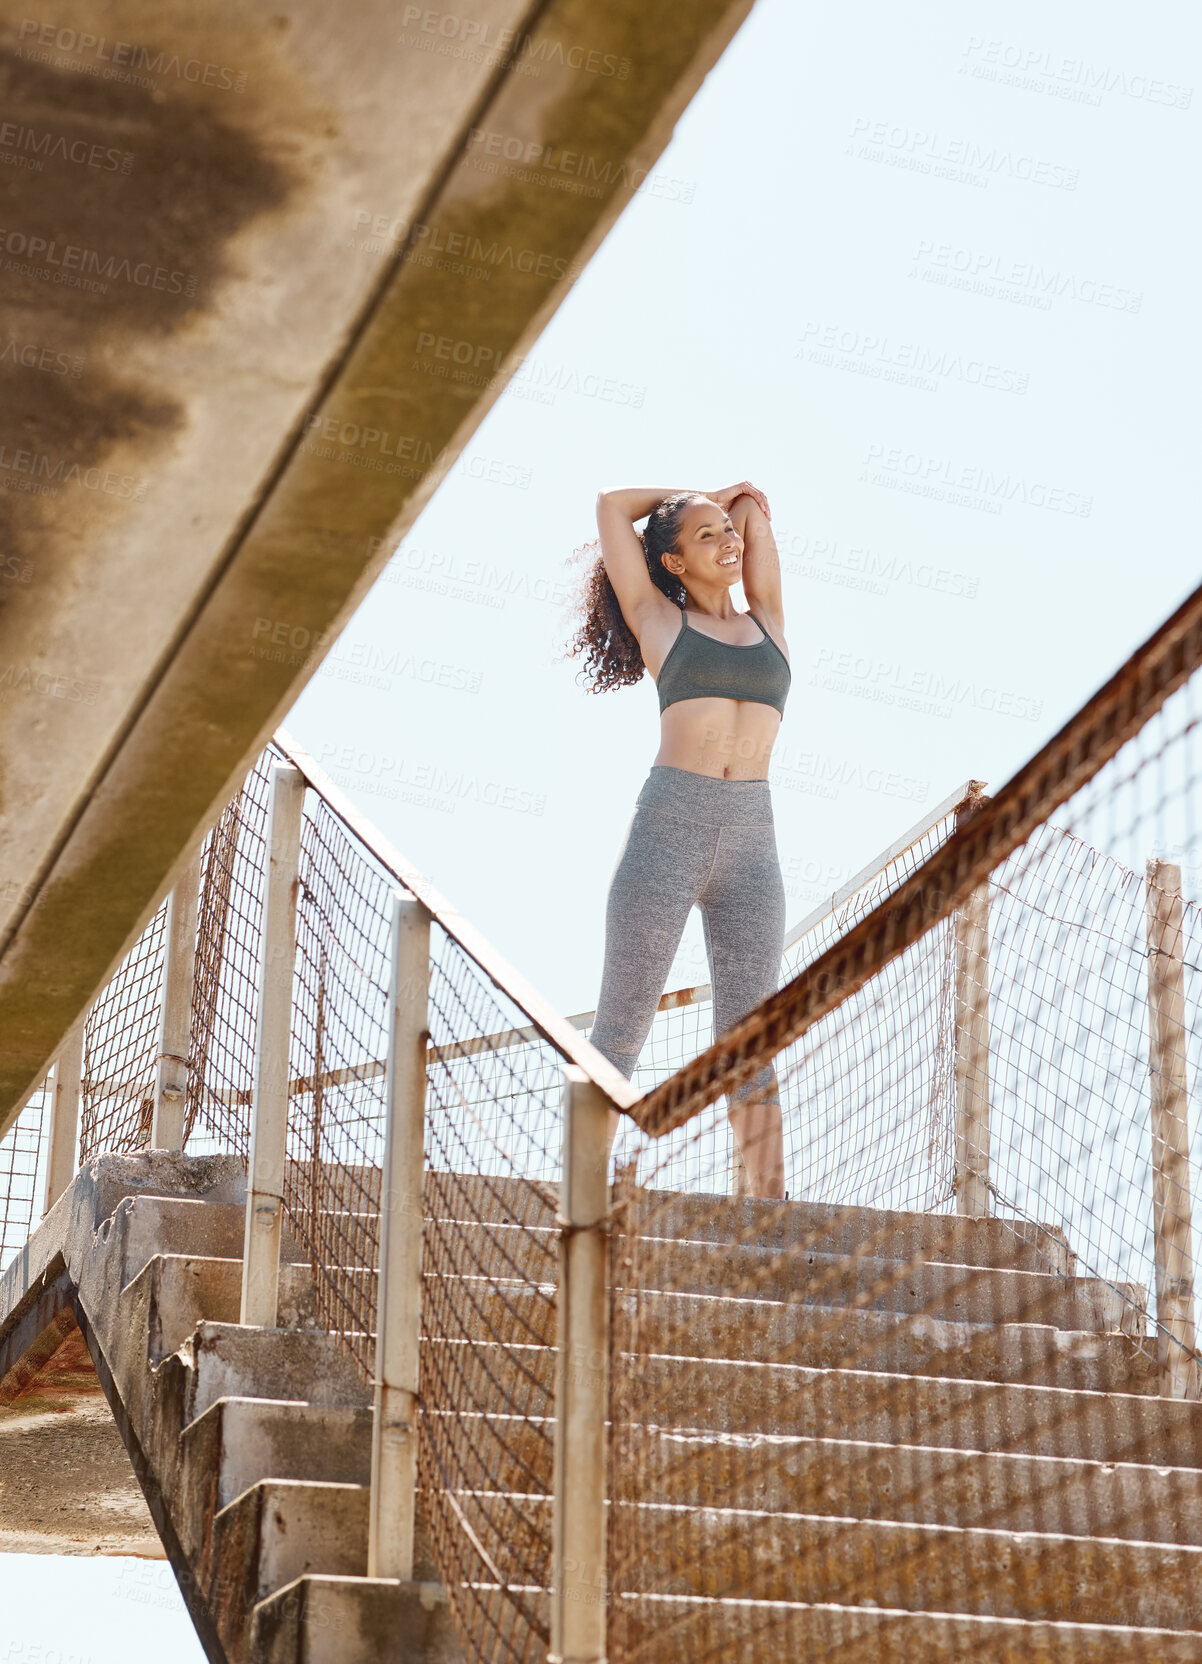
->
[654,600,791,716]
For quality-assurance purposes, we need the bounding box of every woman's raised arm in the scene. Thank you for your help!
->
[728,493,784,626]
[594,487,692,632]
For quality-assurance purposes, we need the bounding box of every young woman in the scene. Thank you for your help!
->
[564,481,791,1197]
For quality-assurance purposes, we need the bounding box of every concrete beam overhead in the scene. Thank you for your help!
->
[0,0,758,1127]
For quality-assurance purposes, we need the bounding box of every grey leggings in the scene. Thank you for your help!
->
[588,764,787,1106]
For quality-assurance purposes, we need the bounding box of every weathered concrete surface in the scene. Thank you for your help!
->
[252,1576,461,1664]
[474,1494,1202,1628]
[612,1600,1202,1663]
[427,1278,1160,1391]
[420,1339,1202,1465]
[0,1320,163,1556]
[0,1153,460,1662]
[0,0,759,1129]
[427,1172,1078,1273]
[424,1408,1202,1547]
[442,1220,1126,1329]
[1,1153,1196,1661]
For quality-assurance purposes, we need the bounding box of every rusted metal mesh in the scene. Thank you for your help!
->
[282,793,394,1380]
[604,802,965,1203]
[419,926,564,1664]
[2,728,569,1659]
[0,1078,49,1272]
[185,743,283,1161]
[78,900,169,1160]
[603,608,1202,1656]
[275,784,566,1663]
[68,742,280,1171]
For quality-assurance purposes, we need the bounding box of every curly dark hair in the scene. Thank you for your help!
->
[559,492,704,694]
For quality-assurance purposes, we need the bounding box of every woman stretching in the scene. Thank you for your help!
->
[565,482,791,1197]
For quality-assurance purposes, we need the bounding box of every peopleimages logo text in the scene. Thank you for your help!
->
[864,443,1091,517]
[0,226,196,294]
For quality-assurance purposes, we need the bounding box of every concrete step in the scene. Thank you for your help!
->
[602,1503,1202,1628]
[89,1152,248,1222]
[453,1489,1202,1628]
[103,1196,309,1289]
[424,1281,1158,1392]
[208,1482,371,1650]
[122,1254,322,1360]
[433,1413,1202,1545]
[250,1574,462,1664]
[609,1597,1202,1662]
[612,1190,1077,1277]
[249,1569,1202,1664]
[623,1350,1202,1467]
[179,1398,371,1513]
[430,1223,1133,1331]
[85,1156,1076,1274]
[613,1288,1158,1390]
[172,1322,369,1424]
[209,1479,440,1616]
[419,1340,1201,1467]
[342,1168,1079,1272]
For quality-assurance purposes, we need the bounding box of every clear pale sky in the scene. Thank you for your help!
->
[4,0,1200,1651]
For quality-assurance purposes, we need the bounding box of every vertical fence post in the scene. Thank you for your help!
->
[551,1065,610,1664]
[42,1019,85,1213]
[730,1140,751,1197]
[368,893,431,1580]
[241,764,305,1328]
[954,791,992,1216]
[1146,858,1199,1399]
[151,847,203,1151]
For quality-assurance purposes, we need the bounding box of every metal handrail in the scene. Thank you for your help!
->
[273,729,640,1112]
[31,764,982,1126]
[560,776,985,1029]
[213,774,988,1092]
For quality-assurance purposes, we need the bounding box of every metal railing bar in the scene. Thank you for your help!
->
[550,784,986,1036]
[634,572,1202,1138]
[272,728,639,1112]
[783,777,985,952]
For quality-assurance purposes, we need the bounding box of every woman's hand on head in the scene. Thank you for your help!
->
[708,480,771,520]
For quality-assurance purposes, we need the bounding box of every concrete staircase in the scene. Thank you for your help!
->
[2,1154,1202,1661]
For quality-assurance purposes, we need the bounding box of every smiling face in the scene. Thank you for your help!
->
[659,497,744,588]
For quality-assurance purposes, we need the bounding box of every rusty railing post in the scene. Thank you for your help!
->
[954,789,992,1216]
[240,763,305,1327]
[151,848,203,1151]
[551,1065,611,1662]
[368,892,431,1579]
[1146,858,1199,1399]
[43,1019,85,1213]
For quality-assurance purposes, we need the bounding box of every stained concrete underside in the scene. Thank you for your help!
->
[0,0,757,1129]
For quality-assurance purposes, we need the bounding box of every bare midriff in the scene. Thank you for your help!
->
[652,697,782,780]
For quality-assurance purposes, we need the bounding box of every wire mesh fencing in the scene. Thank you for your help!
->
[272,796,574,1660]
[0,728,591,1662]
[604,596,1202,1658]
[418,926,568,1664]
[78,898,169,1161]
[281,792,393,1379]
[27,741,285,1175]
[184,742,282,1162]
[243,756,574,1664]
[0,1078,50,1272]
[7,575,1202,1658]
[601,786,972,1204]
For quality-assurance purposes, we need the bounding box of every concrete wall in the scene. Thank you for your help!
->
[0,0,758,1129]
